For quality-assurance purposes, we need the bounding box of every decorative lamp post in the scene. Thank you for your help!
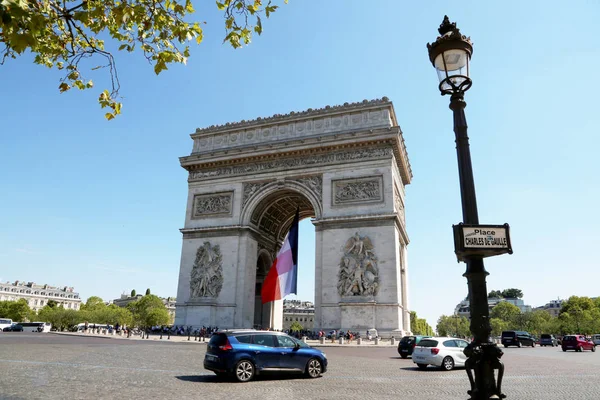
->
[427,16,506,400]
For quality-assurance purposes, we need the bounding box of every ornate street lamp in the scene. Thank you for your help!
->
[428,16,506,400]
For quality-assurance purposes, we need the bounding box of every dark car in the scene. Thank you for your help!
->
[204,330,328,382]
[540,334,558,347]
[397,335,431,359]
[3,324,24,332]
[501,330,536,348]
[561,335,596,352]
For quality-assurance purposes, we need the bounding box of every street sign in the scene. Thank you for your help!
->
[452,223,513,262]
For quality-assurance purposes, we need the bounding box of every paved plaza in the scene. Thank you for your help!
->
[1,333,599,399]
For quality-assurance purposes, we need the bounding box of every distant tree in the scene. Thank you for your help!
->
[490,318,508,337]
[501,288,523,299]
[436,315,470,338]
[131,289,136,297]
[81,296,105,311]
[289,321,303,332]
[128,294,167,328]
[410,311,434,336]
[490,301,521,323]
[145,288,151,296]
[488,290,503,299]
[7,299,32,321]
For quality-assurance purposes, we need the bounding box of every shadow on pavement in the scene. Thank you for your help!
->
[176,375,223,383]
[176,373,320,383]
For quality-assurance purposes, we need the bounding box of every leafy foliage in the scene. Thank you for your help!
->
[127,294,169,327]
[130,289,136,297]
[289,320,303,332]
[501,288,523,299]
[145,288,151,296]
[410,311,434,336]
[0,0,285,118]
[488,290,503,299]
[0,299,33,321]
[490,301,521,322]
[436,315,470,338]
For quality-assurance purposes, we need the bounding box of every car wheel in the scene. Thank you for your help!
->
[531,342,535,348]
[234,360,255,382]
[517,342,522,348]
[441,356,455,371]
[400,354,408,359]
[503,345,508,348]
[306,358,323,378]
[417,363,428,370]
[592,346,596,353]
[562,348,566,352]
[578,346,584,352]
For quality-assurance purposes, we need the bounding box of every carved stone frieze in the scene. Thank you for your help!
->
[394,184,405,225]
[192,192,233,218]
[288,175,323,202]
[338,233,379,297]
[332,176,383,206]
[188,148,393,181]
[242,181,272,209]
[190,242,224,298]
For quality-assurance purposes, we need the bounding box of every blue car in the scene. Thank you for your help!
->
[204,330,327,382]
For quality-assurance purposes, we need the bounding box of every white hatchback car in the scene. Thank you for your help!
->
[411,337,470,371]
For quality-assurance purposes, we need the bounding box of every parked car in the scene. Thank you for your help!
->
[501,330,536,348]
[540,334,558,347]
[397,335,431,359]
[411,337,470,371]
[2,324,24,332]
[561,335,596,352]
[592,335,600,346]
[204,330,327,382]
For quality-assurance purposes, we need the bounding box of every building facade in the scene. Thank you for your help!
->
[535,299,564,318]
[174,98,413,337]
[282,300,315,331]
[0,281,81,311]
[455,297,532,318]
[112,293,177,322]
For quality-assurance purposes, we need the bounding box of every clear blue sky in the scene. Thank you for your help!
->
[1,0,598,328]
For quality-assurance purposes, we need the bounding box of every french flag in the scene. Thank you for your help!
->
[261,208,299,304]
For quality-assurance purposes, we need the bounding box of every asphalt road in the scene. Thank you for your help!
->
[1,333,599,399]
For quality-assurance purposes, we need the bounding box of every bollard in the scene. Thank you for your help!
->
[357,337,362,345]
[160,331,163,339]
[338,337,344,345]
[391,337,396,346]
[188,331,191,341]
[374,337,379,345]
[168,331,170,340]
[319,337,325,344]
[195,333,198,341]
[146,331,150,339]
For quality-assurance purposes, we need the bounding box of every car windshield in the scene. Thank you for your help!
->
[417,339,438,347]
[501,331,514,337]
[401,336,415,344]
[562,336,576,342]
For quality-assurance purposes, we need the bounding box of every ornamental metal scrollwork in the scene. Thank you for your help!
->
[190,242,224,298]
[337,233,379,297]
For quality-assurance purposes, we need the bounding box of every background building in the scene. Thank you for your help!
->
[112,293,176,322]
[535,299,564,318]
[0,281,81,311]
[454,296,532,318]
[282,300,315,331]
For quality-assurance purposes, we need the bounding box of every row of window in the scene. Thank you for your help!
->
[284,317,313,322]
[0,296,80,309]
[0,287,78,299]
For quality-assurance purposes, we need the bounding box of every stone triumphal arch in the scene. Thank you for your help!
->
[174,98,413,336]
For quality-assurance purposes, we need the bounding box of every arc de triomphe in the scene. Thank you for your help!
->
[174,97,412,336]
